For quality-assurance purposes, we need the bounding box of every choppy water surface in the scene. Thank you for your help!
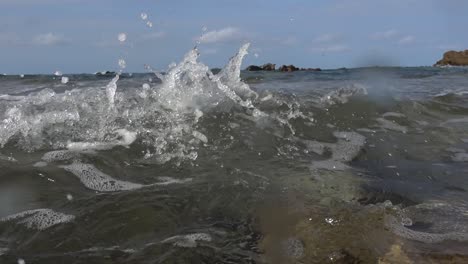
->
[1,45,468,263]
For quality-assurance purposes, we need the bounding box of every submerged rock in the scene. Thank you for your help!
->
[435,50,468,66]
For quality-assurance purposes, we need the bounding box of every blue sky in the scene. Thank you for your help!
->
[0,0,467,73]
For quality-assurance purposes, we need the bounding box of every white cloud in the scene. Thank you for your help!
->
[313,33,342,44]
[371,29,398,40]
[199,27,243,44]
[33,33,68,46]
[310,44,350,53]
[398,35,415,45]
[311,33,348,53]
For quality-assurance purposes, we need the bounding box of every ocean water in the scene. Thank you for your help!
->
[1,45,468,263]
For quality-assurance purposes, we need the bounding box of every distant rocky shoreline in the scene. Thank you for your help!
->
[245,63,321,72]
[435,50,468,66]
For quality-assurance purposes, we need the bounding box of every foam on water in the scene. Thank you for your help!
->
[310,131,366,170]
[60,162,144,192]
[161,233,212,248]
[66,129,137,151]
[376,117,408,133]
[320,83,368,106]
[154,176,192,185]
[452,153,468,162]
[0,209,75,230]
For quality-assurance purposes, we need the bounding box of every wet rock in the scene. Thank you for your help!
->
[279,65,299,72]
[435,50,468,66]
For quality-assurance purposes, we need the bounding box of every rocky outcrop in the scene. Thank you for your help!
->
[245,63,276,71]
[262,63,276,71]
[279,65,299,72]
[245,63,321,72]
[435,50,468,66]
[245,65,263,71]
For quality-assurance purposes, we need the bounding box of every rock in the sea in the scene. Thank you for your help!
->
[435,50,468,66]
[95,71,117,77]
[262,63,276,71]
[279,65,299,72]
[245,65,263,71]
[300,67,322,71]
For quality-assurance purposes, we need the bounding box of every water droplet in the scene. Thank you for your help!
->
[61,76,69,84]
[140,12,148,20]
[18,259,25,264]
[146,21,153,28]
[142,83,150,89]
[202,26,208,32]
[118,59,126,69]
[54,71,62,76]
[66,194,73,201]
[118,33,127,42]
[254,53,259,58]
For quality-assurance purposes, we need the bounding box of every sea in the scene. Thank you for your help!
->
[1,44,468,263]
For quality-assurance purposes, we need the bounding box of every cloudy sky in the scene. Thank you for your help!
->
[0,0,467,73]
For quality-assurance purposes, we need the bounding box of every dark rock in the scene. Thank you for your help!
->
[300,67,322,71]
[435,50,468,66]
[95,71,116,77]
[245,65,263,71]
[261,63,276,71]
[279,65,299,72]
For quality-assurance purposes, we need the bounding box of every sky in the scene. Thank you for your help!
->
[0,0,467,74]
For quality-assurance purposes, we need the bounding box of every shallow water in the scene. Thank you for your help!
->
[1,46,468,263]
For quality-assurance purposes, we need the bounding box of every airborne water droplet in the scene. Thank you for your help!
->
[146,21,153,28]
[142,83,150,89]
[118,33,127,42]
[118,59,126,69]
[140,12,148,20]
[61,76,69,84]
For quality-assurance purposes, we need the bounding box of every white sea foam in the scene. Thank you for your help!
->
[0,209,74,230]
[385,215,468,243]
[382,112,406,118]
[66,129,137,151]
[61,76,69,84]
[60,162,144,192]
[42,150,80,162]
[320,84,368,106]
[452,153,468,162]
[310,131,366,170]
[161,233,212,248]
[154,177,192,186]
[376,118,407,133]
